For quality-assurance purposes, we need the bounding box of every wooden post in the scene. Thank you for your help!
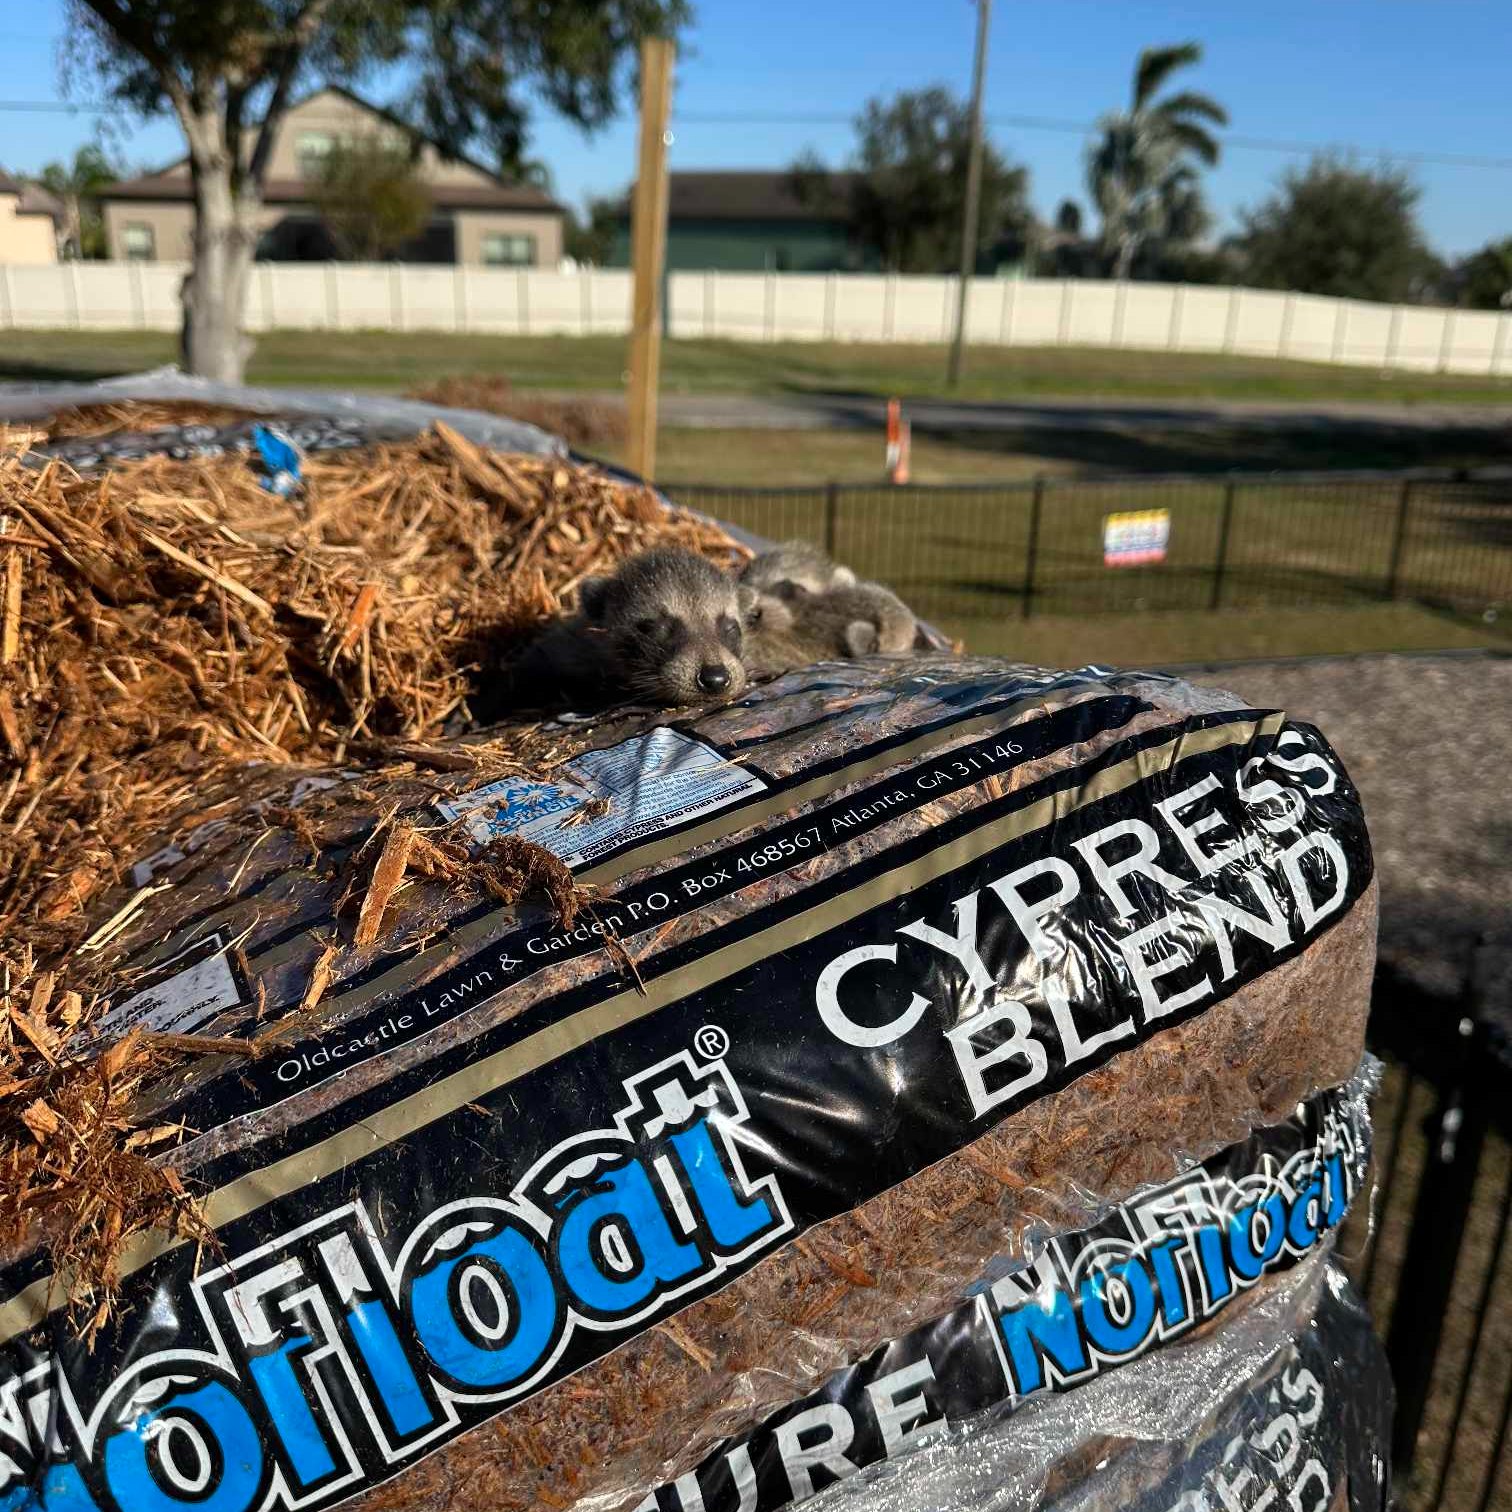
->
[1210,479,1237,611]
[626,36,675,482]
[1022,478,1044,620]
[946,0,992,387]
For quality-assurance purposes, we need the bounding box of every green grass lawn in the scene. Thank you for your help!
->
[622,428,1077,485]
[6,328,1512,406]
[9,327,1509,665]
[665,472,1512,655]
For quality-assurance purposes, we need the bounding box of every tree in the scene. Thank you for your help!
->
[1054,199,1083,237]
[1452,236,1512,309]
[69,0,688,382]
[1234,156,1435,302]
[38,143,120,259]
[1086,41,1227,280]
[308,135,432,259]
[565,194,619,265]
[794,87,1032,273]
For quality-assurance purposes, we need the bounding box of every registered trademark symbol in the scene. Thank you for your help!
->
[693,1024,730,1060]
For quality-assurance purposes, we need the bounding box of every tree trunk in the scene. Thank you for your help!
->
[1114,233,1136,282]
[182,158,257,383]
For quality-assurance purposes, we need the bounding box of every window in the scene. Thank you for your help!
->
[295,131,337,178]
[481,233,536,267]
[122,223,155,261]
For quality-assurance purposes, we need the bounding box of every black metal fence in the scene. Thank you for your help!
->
[666,470,1512,640]
[1354,960,1512,1512]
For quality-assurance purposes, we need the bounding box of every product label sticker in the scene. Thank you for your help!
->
[1104,509,1171,568]
[90,931,245,1039]
[437,727,767,868]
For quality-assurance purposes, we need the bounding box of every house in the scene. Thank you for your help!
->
[611,170,871,272]
[0,172,62,263]
[99,86,564,266]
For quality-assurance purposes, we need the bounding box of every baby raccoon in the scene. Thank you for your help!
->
[745,580,919,675]
[505,548,752,712]
[740,540,857,600]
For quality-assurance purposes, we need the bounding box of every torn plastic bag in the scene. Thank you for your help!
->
[0,365,563,464]
[792,1256,1389,1512]
[0,659,1377,1512]
[631,1067,1378,1512]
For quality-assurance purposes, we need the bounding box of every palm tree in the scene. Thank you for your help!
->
[37,144,119,260]
[1087,42,1227,280]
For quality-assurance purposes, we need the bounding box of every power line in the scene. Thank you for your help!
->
[0,100,125,114]
[674,109,1512,171]
[3,96,1511,172]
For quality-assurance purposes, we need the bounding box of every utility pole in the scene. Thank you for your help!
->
[947,0,992,388]
[626,36,675,481]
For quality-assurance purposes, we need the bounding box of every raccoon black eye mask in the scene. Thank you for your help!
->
[497,548,753,713]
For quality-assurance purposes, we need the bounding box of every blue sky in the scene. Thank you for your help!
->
[3,0,1510,255]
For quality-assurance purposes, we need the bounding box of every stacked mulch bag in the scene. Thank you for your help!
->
[0,383,1388,1512]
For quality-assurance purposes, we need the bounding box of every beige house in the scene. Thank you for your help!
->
[0,173,61,263]
[100,87,564,267]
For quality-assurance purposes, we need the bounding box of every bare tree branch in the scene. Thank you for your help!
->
[75,0,194,126]
[248,0,341,187]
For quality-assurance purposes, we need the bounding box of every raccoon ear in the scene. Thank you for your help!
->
[736,583,763,625]
[843,620,880,657]
[578,576,613,621]
[832,565,858,588]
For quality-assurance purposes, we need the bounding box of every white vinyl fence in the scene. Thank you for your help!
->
[2,261,1510,376]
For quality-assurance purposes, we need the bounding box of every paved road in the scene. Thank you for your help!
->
[628,390,1512,435]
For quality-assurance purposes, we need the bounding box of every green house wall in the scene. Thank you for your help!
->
[610,216,875,272]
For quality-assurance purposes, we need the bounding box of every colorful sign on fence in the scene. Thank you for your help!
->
[1104,509,1170,568]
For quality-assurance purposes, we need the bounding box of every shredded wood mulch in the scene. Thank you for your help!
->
[39,400,262,440]
[0,419,745,1321]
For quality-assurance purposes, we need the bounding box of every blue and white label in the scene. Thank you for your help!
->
[0,1052,792,1512]
[437,727,766,868]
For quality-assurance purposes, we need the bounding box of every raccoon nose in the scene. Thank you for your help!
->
[698,663,731,693]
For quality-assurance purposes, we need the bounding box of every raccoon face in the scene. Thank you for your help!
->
[740,542,856,600]
[580,549,750,707]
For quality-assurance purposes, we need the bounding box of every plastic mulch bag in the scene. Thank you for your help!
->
[0,659,1376,1512]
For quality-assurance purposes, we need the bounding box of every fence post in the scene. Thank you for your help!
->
[1437,309,1457,373]
[0,264,11,329]
[1386,303,1403,369]
[453,266,466,333]
[1385,478,1414,600]
[1210,479,1237,610]
[1386,1012,1491,1473]
[1493,312,1512,377]
[764,272,776,342]
[1222,287,1240,353]
[1022,478,1044,620]
[1167,284,1184,350]
[130,260,146,329]
[824,481,839,562]
[1278,291,1296,358]
[325,261,339,328]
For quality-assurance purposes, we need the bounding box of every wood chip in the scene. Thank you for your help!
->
[139,529,274,619]
[354,823,416,947]
[336,582,380,656]
[20,1099,60,1143]
[1,548,20,663]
